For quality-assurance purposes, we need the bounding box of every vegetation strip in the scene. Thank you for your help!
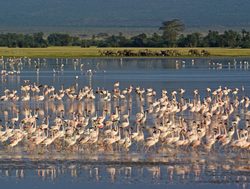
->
[1,47,250,58]
[1,20,250,50]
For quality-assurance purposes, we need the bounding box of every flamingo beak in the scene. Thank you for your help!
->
[98,125,104,129]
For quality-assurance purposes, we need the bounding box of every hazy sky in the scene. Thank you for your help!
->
[0,0,249,29]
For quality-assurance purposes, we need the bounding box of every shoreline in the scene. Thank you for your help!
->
[1,47,250,58]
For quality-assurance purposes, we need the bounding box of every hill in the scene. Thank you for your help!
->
[0,0,249,33]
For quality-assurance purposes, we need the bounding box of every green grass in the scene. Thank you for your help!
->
[1,47,250,58]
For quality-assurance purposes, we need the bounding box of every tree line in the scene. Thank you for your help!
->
[1,19,250,48]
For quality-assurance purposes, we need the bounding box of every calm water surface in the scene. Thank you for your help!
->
[0,57,249,189]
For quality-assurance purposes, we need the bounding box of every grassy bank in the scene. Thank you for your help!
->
[1,47,250,58]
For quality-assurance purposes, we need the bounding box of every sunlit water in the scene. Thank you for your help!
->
[0,57,250,189]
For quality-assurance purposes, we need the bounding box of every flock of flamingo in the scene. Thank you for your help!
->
[0,57,249,154]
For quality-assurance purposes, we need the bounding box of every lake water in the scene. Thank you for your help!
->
[0,57,249,189]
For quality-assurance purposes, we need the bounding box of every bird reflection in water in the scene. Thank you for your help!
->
[0,157,248,188]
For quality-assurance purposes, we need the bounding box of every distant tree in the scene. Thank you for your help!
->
[147,33,164,47]
[16,34,25,48]
[6,33,18,47]
[0,34,6,46]
[33,32,48,47]
[177,34,187,47]
[186,32,202,47]
[96,33,109,39]
[177,32,202,47]
[103,33,129,47]
[221,30,241,48]
[240,29,250,48]
[91,35,96,41]
[47,33,72,46]
[23,34,34,47]
[202,30,222,47]
[159,19,185,47]
[71,36,81,46]
[131,33,148,47]
[81,39,92,48]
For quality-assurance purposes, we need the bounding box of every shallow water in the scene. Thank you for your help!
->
[0,57,250,188]
[2,57,250,95]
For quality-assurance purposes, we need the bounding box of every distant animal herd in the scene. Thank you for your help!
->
[99,49,210,57]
